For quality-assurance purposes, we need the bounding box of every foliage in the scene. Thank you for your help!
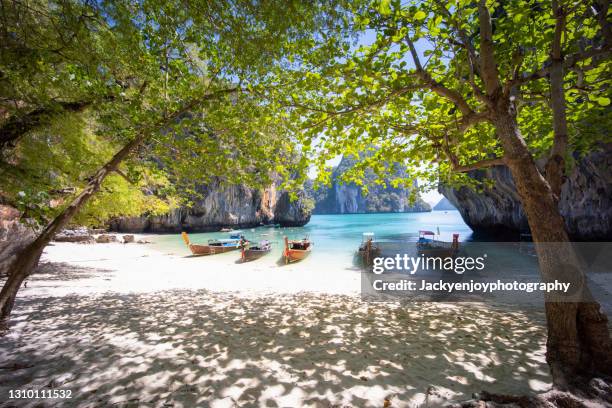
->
[0,0,355,226]
[73,173,174,227]
[0,111,174,226]
[277,0,610,193]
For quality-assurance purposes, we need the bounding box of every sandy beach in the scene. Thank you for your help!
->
[0,238,552,407]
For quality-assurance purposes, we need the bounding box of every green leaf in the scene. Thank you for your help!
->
[414,10,427,20]
[378,0,392,16]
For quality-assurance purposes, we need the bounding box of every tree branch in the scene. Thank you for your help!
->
[405,36,475,116]
[595,0,612,46]
[113,168,134,185]
[458,110,490,132]
[440,131,504,172]
[287,85,421,129]
[545,0,569,198]
[453,157,506,172]
[434,0,480,77]
[19,86,238,254]
[503,48,526,96]
[508,45,612,88]
[0,80,152,152]
[388,123,417,134]
[477,0,502,96]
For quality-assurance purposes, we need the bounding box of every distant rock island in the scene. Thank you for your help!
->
[433,197,456,211]
[311,155,431,214]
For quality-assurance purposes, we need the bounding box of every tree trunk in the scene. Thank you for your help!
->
[493,102,611,388]
[545,0,568,199]
[0,133,145,329]
[0,89,229,328]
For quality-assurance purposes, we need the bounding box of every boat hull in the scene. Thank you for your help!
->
[416,245,457,258]
[283,236,312,264]
[241,248,271,262]
[182,232,247,256]
[416,232,459,259]
[188,243,242,256]
[284,249,311,263]
[358,245,381,265]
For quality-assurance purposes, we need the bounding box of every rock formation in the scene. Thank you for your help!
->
[109,179,311,233]
[440,144,612,240]
[273,190,312,227]
[433,197,456,211]
[0,205,37,276]
[312,155,431,214]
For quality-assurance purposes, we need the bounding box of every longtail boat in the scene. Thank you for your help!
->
[416,230,459,258]
[283,236,312,264]
[181,232,248,256]
[241,240,272,262]
[358,232,381,266]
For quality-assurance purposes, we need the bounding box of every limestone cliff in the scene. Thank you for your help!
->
[109,179,311,233]
[312,155,431,214]
[440,144,612,240]
[273,190,312,227]
[433,197,456,211]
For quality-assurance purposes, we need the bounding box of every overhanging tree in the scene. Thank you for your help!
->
[0,0,352,326]
[284,0,611,388]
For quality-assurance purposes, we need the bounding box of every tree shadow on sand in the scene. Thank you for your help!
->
[25,262,115,282]
[0,270,551,407]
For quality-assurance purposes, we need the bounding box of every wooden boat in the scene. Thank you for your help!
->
[241,240,272,262]
[283,236,312,264]
[181,232,248,256]
[416,230,459,258]
[358,232,381,266]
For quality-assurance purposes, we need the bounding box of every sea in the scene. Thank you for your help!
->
[151,210,611,310]
[153,210,473,262]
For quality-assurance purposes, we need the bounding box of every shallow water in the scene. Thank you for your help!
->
[152,210,472,265]
[148,211,611,311]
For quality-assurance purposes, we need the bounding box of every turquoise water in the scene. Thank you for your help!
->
[148,211,611,311]
[152,210,472,263]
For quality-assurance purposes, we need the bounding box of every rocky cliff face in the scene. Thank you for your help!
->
[313,155,431,214]
[109,179,311,233]
[440,144,612,240]
[0,205,37,276]
[273,190,312,227]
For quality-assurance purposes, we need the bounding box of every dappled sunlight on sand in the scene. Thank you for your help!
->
[1,269,551,407]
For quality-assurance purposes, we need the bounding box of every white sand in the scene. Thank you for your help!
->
[30,237,363,296]
[0,239,552,407]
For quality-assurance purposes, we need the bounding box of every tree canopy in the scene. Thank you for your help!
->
[276,0,610,195]
[0,0,353,226]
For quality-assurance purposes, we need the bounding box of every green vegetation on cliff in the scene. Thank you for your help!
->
[310,155,430,214]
